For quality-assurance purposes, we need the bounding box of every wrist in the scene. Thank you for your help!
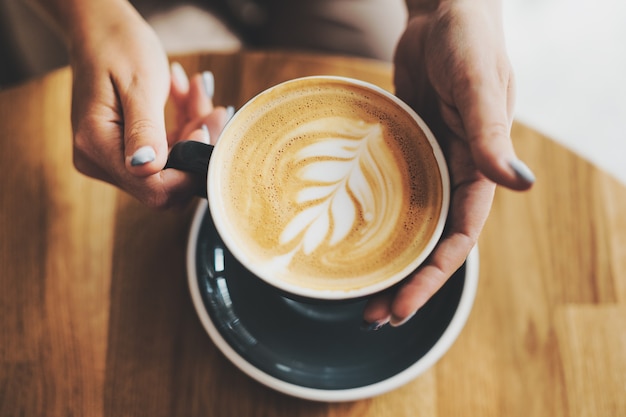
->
[26,0,139,54]
[405,0,502,18]
[404,0,440,16]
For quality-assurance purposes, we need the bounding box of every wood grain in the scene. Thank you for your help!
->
[554,305,626,417]
[1,51,625,417]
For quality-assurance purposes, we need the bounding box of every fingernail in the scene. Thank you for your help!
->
[361,319,389,332]
[201,124,211,143]
[389,312,416,327]
[225,105,235,121]
[171,62,189,91]
[509,158,536,184]
[130,146,156,166]
[202,71,214,99]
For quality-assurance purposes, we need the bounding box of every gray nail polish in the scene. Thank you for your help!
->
[130,146,156,166]
[171,62,189,90]
[389,312,416,328]
[361,320,388,332]
[225,105,235,121]
[509,159,536,184]
[202,71,214,99]
[201,124,211,143]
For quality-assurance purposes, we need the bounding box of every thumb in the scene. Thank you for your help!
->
[458,82,535,191]
[123,85,169,177]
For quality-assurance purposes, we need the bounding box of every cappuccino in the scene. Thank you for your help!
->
[208,76,448,297]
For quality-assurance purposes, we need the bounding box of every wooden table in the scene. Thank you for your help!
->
[1,51,625,417]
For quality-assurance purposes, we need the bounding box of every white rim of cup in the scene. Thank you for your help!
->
[187,200,479,402]
[206,75,451,301]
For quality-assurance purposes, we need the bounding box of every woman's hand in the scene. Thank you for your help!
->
[364,1,535,328]
[67,3,181,207]
[65,2,230,207]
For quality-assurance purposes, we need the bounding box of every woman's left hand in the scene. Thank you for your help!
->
[363,1,534,327]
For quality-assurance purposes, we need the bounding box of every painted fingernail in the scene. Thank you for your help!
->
[389,312,416,328]
[130,146,156,166]
[225,105,235,121]
[202,71,215,99]
[201,124,211,143]
[361,320,389,332]
[171,62,189,91]
[509,158,536,184]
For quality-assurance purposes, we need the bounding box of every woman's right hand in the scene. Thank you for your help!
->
[53,1,226,207]
[66,2,193,208]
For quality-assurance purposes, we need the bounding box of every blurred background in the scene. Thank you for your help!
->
[1,0,624,184]
[503,0,626,185]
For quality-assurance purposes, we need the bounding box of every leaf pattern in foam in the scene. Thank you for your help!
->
[330,184,355,245]
[278,118,386,257]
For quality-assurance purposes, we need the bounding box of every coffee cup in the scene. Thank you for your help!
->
[167,76,450,301]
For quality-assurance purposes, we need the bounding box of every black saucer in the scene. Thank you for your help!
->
[187,201,478,401]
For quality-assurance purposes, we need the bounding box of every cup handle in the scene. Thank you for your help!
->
[165,140,214,198]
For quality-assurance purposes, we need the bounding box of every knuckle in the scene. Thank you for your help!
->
[72,151,90,175]
[125,118,158,146]
[471,123,510,145]
[72,134,104,178]
[73,129,91,155]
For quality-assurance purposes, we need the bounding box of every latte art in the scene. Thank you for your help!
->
[209,77,447,295]
[275,117,402,269]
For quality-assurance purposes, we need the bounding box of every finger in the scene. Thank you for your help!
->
[170,62,190,109]
[199,107,233,145]
[187,125,211,144]
[386,178,495,326]
[159,168,202,207]
[120,76,170,178]
[175,106,233,145]
[124,128,211,208]
[186,71,215,120]
[455,70,535,191]
[207,105,235,144]
[388,234,473,326]
[362,291,393,328]
[160,127,213,200]
[169,62,193,132]
[126,168,198,209]
[168,70,220,146]
[170,63,190,125]
[163,108,234,203]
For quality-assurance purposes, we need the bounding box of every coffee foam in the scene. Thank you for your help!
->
[211,78,444,292]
